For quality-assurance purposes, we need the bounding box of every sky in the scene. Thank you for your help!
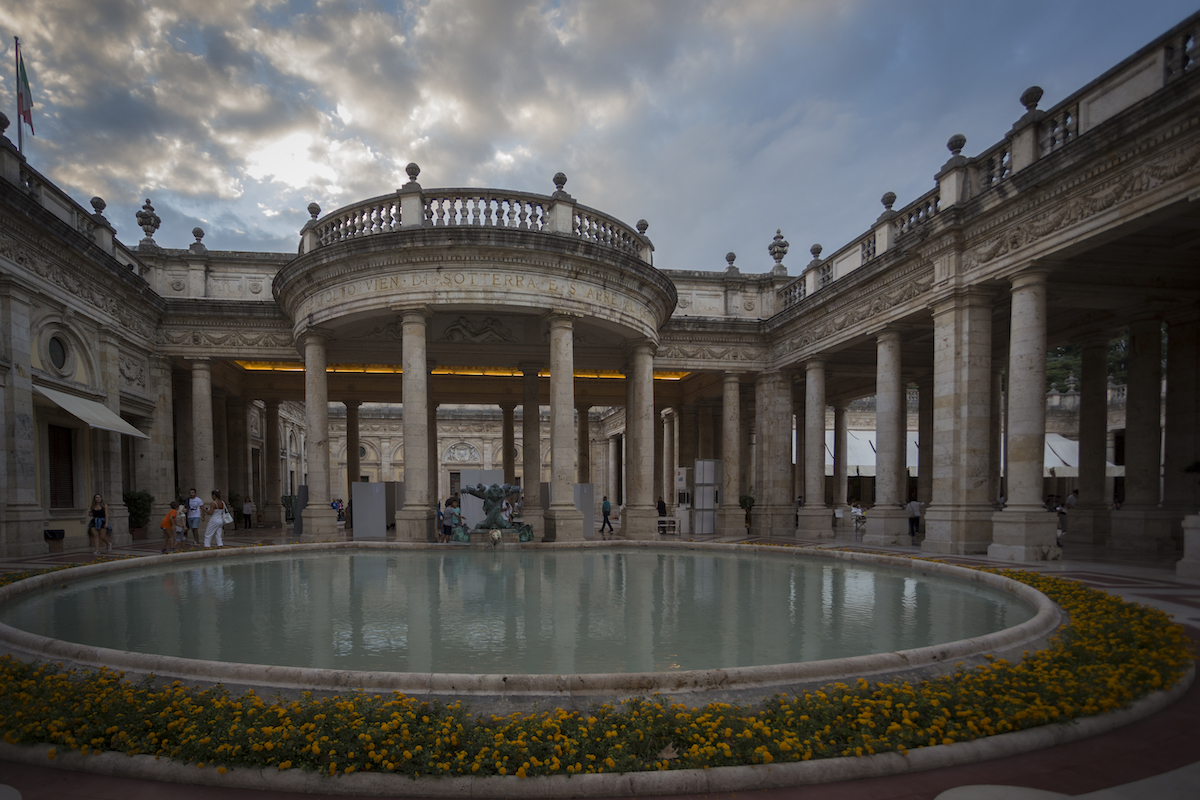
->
[1,1,1196,275]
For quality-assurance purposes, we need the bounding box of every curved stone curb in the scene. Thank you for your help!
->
[0,666,1191,797]
[0,542,1062,706]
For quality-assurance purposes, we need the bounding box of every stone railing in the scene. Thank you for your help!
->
[776,10,1200,313]
[301,168,652,263]
[0,151,146,275]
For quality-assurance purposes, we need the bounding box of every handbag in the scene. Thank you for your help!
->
[220,505,234,525]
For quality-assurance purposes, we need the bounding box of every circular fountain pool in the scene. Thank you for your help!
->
[0,542,1060,711]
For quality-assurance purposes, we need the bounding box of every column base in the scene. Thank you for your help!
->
[796,507,834,539]
[717,507,746,537]
[545,506,585,542]
[1066,506,1110,545]
[518,508,544,541]
[619,506,659,540]
[988,509,1060,561]
[395,508,435,542]
[261,505,287,528]
[862,507,911,546]
[300,506,339,541]
[922,505,994,555]
[1,506,53,557]
[1108,508,1177,552]
[1176,515,1200,581]
[750,504,795,538]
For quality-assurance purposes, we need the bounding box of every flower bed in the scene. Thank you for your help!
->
[0,566,1191,778]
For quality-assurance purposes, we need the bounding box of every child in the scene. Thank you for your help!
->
[159,501,180,554]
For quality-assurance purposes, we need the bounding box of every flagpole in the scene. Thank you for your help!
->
[14,37,21,155]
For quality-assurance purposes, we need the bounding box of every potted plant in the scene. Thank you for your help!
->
[122,490,154,540]
[739,491,755,529]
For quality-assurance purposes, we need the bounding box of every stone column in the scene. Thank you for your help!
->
[1164,318,1200,531]
[263,400,285,526]
[95,329,129,542]
[300,330,337,540]
[545,315,584,540]
[924,290,995,555]
[792,382,805,520]
[1072,338,1111,544]
[140,356,176,522]
[697,402,714,460]
[1111,318,1172,550]
[621,340,657,539]
[990,272,1056,560]
[653,405,664,504]
[212,392,229,498]
[521,363,545,534]
[990,366,1004,505]
[576,403,591,483]
[427,383,438,508]
[226,395,248,514]
[501,403,517,484]
[797,360,832,537]
[662,409,677,514]
[173,371,194,497]
[717,373,743,533]
[832,404,850,537]
[606,435,619,508]
[866,329,909,544]
[397,309,434,540]
[345,401,361,501]
[191,359,215,501]
[917,375,934,506]
[756,371,795,537]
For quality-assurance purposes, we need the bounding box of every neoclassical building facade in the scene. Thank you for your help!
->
[2,14,1198,560]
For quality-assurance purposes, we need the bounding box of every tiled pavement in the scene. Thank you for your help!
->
[2,527,1199,799]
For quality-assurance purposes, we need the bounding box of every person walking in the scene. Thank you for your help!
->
[242,496,255,529]
[600,495,614,536]
[905,494,923,542]
[657,496,667,534]
[88,493,112,555]
[202,489,229,549]
[185,488,204,547]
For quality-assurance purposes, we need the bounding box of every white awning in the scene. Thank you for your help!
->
[34,385,149,439]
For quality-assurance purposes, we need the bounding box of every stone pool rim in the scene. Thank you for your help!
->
[0,541,1062,702]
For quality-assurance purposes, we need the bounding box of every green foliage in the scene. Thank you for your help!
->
[121,491,154,529]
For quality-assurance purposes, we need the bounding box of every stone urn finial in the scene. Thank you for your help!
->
[810,243,823,259]
[881,191,897,210]
[135,198,161,250]
[91,196,106,215]
[192,227,204,243]
[405,162,421,182]
[553,172,567,193]
[307,202,321,220]
[0,112,9,137]
[1020,86,1044,112]
[726,252,736,268]
[190,226,207,254]
[636,219,649,235]
[947,133,967,156]
[768,229,789,266]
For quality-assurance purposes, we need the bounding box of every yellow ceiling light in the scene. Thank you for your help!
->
[235,361,688,380]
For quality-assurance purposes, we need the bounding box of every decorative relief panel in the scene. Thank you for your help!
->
[782,273,933,352]
[439,316,516,343]
[156,328,294,349]
[118,354,147,389]
[445,442,481,462]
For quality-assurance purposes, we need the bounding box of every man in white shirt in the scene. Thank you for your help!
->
[186,488,204,546]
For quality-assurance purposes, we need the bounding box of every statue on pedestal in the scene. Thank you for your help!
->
[452,482,534,543]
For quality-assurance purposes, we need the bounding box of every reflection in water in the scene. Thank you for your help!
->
[0,549,1034,674]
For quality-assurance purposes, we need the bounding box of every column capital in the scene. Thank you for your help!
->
[623,338,657,359]
[391,304,433,321]
[519,361,544,375]
[343,400,362,410]
[877,327,904,345]
[575,401,591,412]
[499,401,517,412]
[300,326,333,346]
[544,310,581,328]
[805,359,825,374]
[1009,267,1051,291]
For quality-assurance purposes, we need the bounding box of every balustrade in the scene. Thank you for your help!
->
[780,279,807,309]
[895,190,941,238]
[1165,27,1197,82]
[573,205,643,256]
[425,191,548,231]
[978,144,1011,189]
[1038,104,1078,157]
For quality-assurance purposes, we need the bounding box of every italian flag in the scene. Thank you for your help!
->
[17,45,34,135]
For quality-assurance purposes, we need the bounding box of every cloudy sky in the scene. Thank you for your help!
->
[2,1,1196,274]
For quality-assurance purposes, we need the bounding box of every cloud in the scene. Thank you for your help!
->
[1,0,1197,265]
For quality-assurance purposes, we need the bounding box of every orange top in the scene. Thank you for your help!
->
[160,509,178,530]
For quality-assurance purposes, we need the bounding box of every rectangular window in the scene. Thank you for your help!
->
[48,424,74,508]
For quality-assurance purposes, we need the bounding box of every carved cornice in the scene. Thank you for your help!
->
[157,327,295,350]
[0,230,154,341]
[964,139,1200,270]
